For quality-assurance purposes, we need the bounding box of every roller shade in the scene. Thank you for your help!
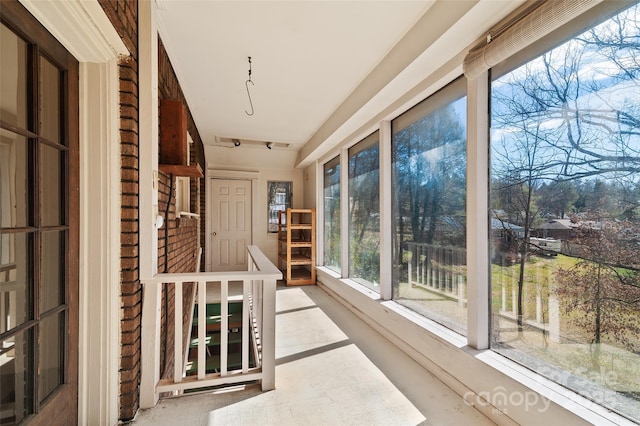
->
[463,0,602,80]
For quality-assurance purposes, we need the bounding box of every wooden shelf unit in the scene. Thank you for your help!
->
[278,208,316,286]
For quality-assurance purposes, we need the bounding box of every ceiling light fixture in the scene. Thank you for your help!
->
[232,138,241,147]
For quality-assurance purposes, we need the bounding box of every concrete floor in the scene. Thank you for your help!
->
[130,283,495,426]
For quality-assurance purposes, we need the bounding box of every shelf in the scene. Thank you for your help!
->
[159,163,204,178]
[289,267,315,285]
[278,208,316,286]
[290,224,313,230]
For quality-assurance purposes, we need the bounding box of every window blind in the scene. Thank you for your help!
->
[463,0,602,80]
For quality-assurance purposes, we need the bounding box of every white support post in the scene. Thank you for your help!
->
[315,160,325,267]
[174,281,183,383]
[221,280,228,376]
[197,281,206,380]
[261,279,276,390]
[242,279,250,373]
[340,148,349,278]
[379,120,393,300]
[138,0,159,280]
[140,280,161,408]
[466,71,490,350]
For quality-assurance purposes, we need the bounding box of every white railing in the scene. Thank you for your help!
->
[140,245,281,408]
[405,242,467,306]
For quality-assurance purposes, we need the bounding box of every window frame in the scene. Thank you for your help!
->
[315,1,637,423]
[267,181,292,233]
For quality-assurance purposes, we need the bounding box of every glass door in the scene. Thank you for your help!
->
[1,1,79,424]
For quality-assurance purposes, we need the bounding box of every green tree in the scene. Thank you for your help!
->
[537,180,578,218]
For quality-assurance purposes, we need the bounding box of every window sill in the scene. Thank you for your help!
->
[315,268,634,426]
[177,212,199,218]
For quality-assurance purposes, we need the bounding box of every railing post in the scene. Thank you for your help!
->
[174,281,183,383]
[220,280,228,376]
[197,281,206,380]
[261,278,276,390]
[140,280,161,408]
[242,279,250,373]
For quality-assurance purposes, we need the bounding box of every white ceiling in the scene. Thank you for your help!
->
[156,0,524,168]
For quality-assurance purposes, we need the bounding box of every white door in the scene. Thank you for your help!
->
[210,179,252,271]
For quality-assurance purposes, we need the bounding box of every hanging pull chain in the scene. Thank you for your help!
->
[245,56,254,116]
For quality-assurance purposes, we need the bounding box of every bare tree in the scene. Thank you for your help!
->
[491,2,640,330]
[555,212,640,366]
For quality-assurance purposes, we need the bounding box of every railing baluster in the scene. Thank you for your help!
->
[174,281,183,383]
[242,279,250,373]
[142,246,280,400]
[221,280,228,376]
[197,280,206,380]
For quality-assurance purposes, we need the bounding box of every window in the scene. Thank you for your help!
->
[392,77,467,335]
[267,181,292,232]
[490,4,640,421]
[323,156,341,273]
[175,177,191,214]
[0,6,79,422]
[348,132,380,291]
[175,132,195,216]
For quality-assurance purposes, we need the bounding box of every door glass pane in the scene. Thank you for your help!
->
[38,312,63,403]
[0,233,31,333]
[0,131,29,228]
[39,57,61,144]
[348,132,380,291]
[0,24,28,129]
[40,144,62,226]
[323,156,341,273]
[39,231,63,314]
[0,329,35,423]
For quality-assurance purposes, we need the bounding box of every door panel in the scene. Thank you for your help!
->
[210,179,252,271]
[0,2,79,424]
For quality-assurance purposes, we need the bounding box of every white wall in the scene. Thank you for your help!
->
[206,146,303,266]
[303,163,316,209]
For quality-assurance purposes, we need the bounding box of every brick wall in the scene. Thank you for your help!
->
[157,173,198,379]
[99,2,207,419]
[98,0,141,421]
[158,37,206,271]
[157,37,205,381]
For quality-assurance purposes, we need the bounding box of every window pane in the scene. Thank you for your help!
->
[323,156,341,273]
[40,144,63,227]
[490,5,640,422]
[0,131,29,228]
[0,24,28,129]
[39,57,61,144]
[38,311,64,403]
[0,328,35,423]
[40,231,63,314]
[0,233,31,333]
[392,78,467,335]
[348,132,380,291]
[267,182,292,233]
